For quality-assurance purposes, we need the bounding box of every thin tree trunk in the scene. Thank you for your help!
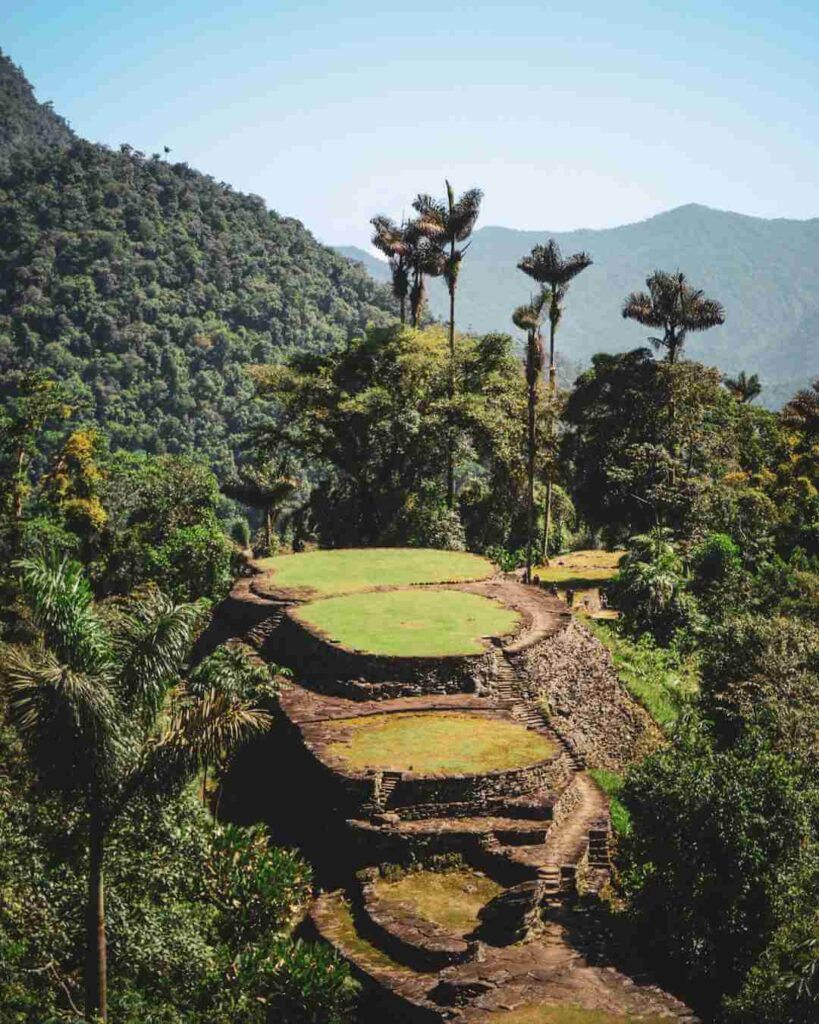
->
[400,293,406,324]
[541,314,558,564]
[201,760,209,804]
[85,816,107,1022]
[446,269,456,510]
[265,508,272,553]
[525,333,537,583]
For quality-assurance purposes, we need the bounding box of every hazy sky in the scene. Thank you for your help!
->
[4,1,819,248]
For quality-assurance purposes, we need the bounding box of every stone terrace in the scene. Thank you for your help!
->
[206,557,698,1023]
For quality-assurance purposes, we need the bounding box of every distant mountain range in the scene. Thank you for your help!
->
[337,205,819,407]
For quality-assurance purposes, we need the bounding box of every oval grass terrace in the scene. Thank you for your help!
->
[325,710,556,775]
[291,588,521,658]
[255,546,496,600]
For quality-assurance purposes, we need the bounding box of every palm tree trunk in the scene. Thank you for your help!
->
[525,335,537,583]
[85,815,107,1022]
[541,315,558,564]
[265,508,273,553]
[400,293,406,324]
[446,266,456,510]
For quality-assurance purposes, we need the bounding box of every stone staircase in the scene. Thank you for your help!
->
[377,770,403,810]
[244,606,286,654]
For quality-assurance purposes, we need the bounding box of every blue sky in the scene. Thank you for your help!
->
[4,1,819,248]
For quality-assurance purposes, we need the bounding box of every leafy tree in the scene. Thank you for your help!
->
[518,240,592,560]
[0,558,270,1020]
[782,377,819,443]
[413,181,483,507]
[221,462,301,555]
[0,370,74,530]
[724,369,762,404]
[610,530,698,644]
[252,323,526,551]
[621,714,819,1015]
[622,269,725,365]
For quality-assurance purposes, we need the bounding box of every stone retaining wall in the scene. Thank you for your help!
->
[357,880,476,971]
[386,754,570,811]
[514,617,664,771]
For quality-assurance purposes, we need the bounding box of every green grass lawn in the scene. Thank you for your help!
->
[484,1007,672,1024]
[374,868,502,935]
[327,711,556,774]
[258,547,494,596]
[293,588,519,656]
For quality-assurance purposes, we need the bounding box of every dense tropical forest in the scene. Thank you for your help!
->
[2,47,819,1024]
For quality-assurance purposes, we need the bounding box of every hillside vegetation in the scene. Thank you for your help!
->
[0,48,74,163]
[0,58,395,472]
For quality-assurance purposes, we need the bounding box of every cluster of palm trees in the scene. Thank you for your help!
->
[0,558,271,1022]
[371,182,484,509]
[372,184,733,583]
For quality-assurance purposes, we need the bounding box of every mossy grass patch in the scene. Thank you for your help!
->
[258,547,494,597]
[482,1006,672,1024]
[293,588,519,657]
[374,868,502,935]
[535,549,625,591]
[326,711,556,774]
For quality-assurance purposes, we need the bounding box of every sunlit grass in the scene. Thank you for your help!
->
[482,1005,672,1023]
[326,711,556,774]
[374,868,502,935]
[535,549,625,592]
[258,547,494,596]
[293,588,519,656]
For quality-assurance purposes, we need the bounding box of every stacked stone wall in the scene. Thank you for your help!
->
[515,617,663,771]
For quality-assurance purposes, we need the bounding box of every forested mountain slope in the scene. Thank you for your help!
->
[0,48,74,162]
[343,204,819,406]
[0,62,395,472]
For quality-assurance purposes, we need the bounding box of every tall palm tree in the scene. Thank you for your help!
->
[404,219,445,327]
[512,292,548,582]
[0,558,270,1022]
[370,215,410,324]
[622,270,725,365]
[413,181,483,507]
[723,370,762,404]
[518,241,592,561]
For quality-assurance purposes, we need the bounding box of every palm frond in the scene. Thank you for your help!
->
[112,590,205,722]
[518,240,592,287]
[0,642,121,788]
[160,683,271,765]
[621,290,665,327]
[13,556,113,673]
